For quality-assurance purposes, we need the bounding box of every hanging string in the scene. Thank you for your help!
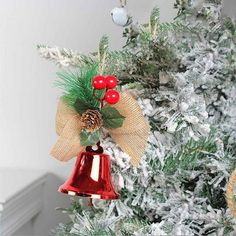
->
[120,0,127,7]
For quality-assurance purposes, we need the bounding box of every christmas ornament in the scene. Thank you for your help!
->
[104,90,120,105]
[111,7,132,27]
[105,75,118,89]
[48,68,149,200]
[59,143,119,199]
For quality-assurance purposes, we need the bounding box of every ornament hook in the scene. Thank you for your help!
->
[86,142,104,154]
[120,0,127,7]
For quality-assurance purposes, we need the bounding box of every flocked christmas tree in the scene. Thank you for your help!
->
[38,0,236,235]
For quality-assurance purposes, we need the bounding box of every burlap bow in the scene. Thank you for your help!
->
[51,92,150,166]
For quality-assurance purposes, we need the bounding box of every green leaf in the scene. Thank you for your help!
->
[80,129,100,146]
[101,106,125,129]
[74,98,97,115]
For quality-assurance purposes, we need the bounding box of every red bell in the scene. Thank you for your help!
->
[58,144,119,200]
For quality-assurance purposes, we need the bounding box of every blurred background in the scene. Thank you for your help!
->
[0,0,235,235]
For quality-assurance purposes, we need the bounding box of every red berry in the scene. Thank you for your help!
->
[104,90,120,104]
[92,76,106,90]
[106,75,118,89]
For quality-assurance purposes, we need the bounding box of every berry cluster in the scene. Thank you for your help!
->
[92,75,120,105]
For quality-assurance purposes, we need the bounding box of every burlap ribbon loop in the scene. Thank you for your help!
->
[109,92,150,166]
[51,92,150,166]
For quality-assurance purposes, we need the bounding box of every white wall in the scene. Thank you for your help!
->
[0,0,176,235]
[222,0,236,18]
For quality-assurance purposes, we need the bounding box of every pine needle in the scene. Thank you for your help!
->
[55,65,100,109]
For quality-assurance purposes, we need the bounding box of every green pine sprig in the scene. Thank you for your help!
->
[149,7,183,36]
[149,7,160,36]
[149,134,218,175]
[55,65,101,111]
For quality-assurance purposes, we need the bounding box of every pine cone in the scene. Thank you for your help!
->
[81,110,102,132]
